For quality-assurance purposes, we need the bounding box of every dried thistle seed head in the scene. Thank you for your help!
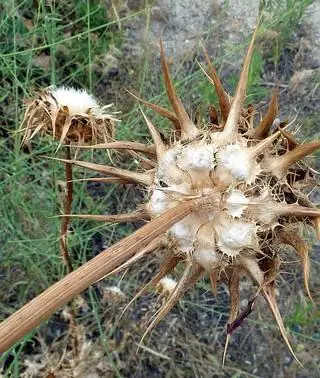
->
[21,86,118,147]
[63,24,319,363]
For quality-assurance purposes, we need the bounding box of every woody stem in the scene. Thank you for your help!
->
[60,145,74,273]
[0,194,217,352]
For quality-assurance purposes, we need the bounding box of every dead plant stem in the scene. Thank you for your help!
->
[0,194,216,352]
[60,145,74,273]
[60,145,78,356]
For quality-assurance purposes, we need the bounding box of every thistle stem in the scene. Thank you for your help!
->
[60,145,78,355]
[0,194,216,352]
[60,145,74,273]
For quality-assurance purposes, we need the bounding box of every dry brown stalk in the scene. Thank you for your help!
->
[0,195,215,353]
[77,141,156,155]
[59,145,79,355]
[60,145,74,273]
[59,209,149,223]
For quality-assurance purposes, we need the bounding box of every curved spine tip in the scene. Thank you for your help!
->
[126,89,181,132]
[46,156,154,187]
[221,23,260,140]
[278,230,312,302]
[268,140,320,177]
[139,106,167,158]
[249,130,281,157]
[73,140,156,155]
[240,255,302,366]
[201,43,230,122]
[160,39,199,139]
[253,89,278,139]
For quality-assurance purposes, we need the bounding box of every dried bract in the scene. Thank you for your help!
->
[21,86,117,147]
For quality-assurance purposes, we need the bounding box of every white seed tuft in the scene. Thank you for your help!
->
[148,189,176,216]
[157,276,177,295]
[193,248,219,272]
[157,147,185,184]
[217,143,259,182]
[169,219,194,253]
[51,87,99,116]
[169,214,207,253]
[225,189,248,218]
[215,215,258,257]
[177,143,216,171]
[148,183,192,217]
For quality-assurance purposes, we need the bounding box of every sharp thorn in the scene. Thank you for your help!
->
[160,39,198,139]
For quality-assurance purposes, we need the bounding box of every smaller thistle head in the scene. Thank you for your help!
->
[20,86,118,147]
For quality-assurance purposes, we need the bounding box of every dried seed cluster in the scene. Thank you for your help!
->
[21,86,117,147]
[29,27,319,363]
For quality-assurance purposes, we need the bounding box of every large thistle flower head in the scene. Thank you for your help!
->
[59,26,320,364]
[21,86,117,147]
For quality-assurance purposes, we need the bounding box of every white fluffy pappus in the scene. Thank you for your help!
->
[214,215,258,257]
[103,286,125,298]
[156,147,185,184]
[148,189,176,216]
[217,143,259,182]
[148,183,191,216]
[157,276,177,294]
[193,248,219,272]
[225,189,248,218]
[177,143,216,171]
[51,87,100,116]
[169,214,206,253]
[169,220,193,252]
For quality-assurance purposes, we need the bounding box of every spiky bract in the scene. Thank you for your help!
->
[47,27,320,363]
